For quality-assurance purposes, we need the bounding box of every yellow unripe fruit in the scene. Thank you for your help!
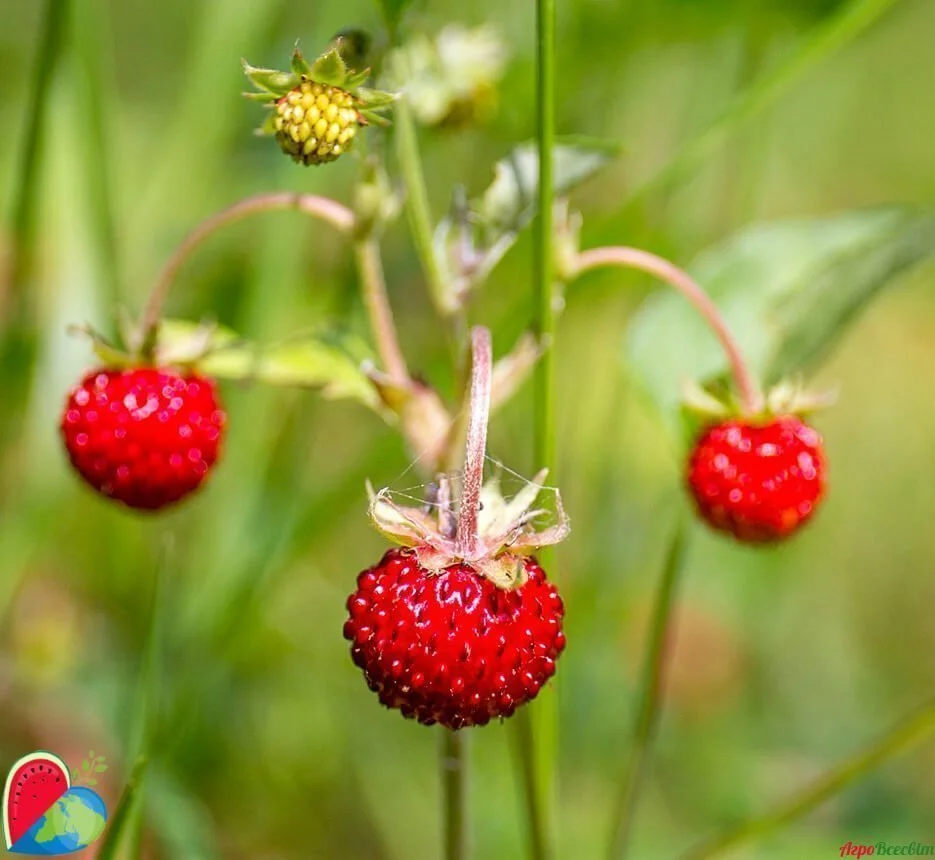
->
[274,82,361,165]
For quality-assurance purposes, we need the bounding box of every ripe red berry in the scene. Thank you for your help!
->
[60,367,225,511]
[687,415,826,542]
[343,547,565,730]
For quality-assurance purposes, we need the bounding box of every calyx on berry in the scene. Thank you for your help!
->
[243,43,396,165]
[681,376,836,430]
[368,469,570,590]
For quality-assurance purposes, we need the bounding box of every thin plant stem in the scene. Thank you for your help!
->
[456,326,492,558]
[8,0,69,294]
[609,519,688,859]
[395,99,454,316]
[574,246,762,415]
[354,238,409,381]
[139,192,354,338]
[442,729,469,860]
[137,192,410,384]
[682,699,935,859]
[73,0,121,314]
[519,0,559,855]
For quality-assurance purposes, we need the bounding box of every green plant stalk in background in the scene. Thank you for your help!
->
[683,699,935,858]
[517,0,559,857]
[72,0,121,315]
[395,99,454,318]
[2,0,70,465]
[609,520,688,859]
[624,0,904,210]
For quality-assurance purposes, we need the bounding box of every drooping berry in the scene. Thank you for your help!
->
[274,81,360,165]
[343,548,565,730]
[686,415,826,542]
[60,367,225,511]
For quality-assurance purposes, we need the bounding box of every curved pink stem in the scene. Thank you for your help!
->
[574,246,762,415]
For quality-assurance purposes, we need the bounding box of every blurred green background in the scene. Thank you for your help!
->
[1,0,934,857]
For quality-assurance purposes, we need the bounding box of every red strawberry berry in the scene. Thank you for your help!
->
[61,367,225,510]
[687,415,826,542]
[343,547,565,730]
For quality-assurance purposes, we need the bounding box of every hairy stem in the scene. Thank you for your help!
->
[456,327,492,559]
[354,238,409,381]
[609,519,688,859]
[682,699,935,859]
[442,730,469,860]
[138,192,354,342]
[395,99,454,316]
[574,246,762,415]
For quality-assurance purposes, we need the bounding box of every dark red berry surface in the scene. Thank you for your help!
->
[687,415,826,542]
[61,367,225,510]
[343,548,565,729]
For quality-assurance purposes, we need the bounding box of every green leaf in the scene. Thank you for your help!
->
[309,47,347,88]
[241,60,299,95]
[95,764,108,773]
[82,759,90,771]
[199,332,381,411]
[625,208,935,438]
[476,137,621,233]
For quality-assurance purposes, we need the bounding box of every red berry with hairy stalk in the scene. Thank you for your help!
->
[687,415,826,542]
[60,368,226,511]
[344,548,565,730]
[346,327,570,730]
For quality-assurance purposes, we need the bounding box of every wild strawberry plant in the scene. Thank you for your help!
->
[18,2,935,858]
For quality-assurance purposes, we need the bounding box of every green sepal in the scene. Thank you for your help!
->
[256,111,278,136]
[241,60,299,95]
[309,47,348,88]
[241,90,280,103]
[357,88,397,108]
[291,47,312,77]
[345,68,372,89]
[68,324,137,367]
[359,108,393,128]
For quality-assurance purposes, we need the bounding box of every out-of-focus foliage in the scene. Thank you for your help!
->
[1,0,934,858]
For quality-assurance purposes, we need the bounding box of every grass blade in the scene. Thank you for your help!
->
[96,756,148,860]
[682,699,935,858]
[609,517,689,859]
[623,0,903,209]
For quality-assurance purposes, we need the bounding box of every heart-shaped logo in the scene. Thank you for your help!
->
[3,751,108,855]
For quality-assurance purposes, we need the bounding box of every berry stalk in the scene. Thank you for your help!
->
[442,729,468,860]
[139,192,354,343]
[573,246,763,416]
[354,238,409,382]
[136,192,411,385]
[456,326,492,559]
